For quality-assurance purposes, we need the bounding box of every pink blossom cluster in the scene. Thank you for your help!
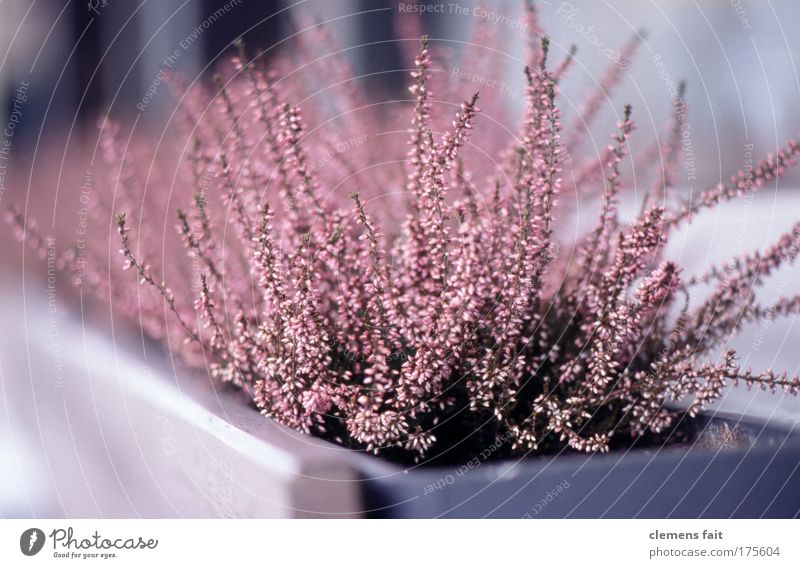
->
[10,4,800,462]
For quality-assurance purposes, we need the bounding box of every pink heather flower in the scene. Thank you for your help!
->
[9,7,800,463]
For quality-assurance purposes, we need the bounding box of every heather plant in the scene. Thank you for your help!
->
[10,3,800,464]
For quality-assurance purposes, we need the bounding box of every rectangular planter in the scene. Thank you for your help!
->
[5,295,800,518]
[354,414,800,518]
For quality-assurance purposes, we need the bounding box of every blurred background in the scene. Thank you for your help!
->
[2,0,800,173]
[1,0,799,517]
